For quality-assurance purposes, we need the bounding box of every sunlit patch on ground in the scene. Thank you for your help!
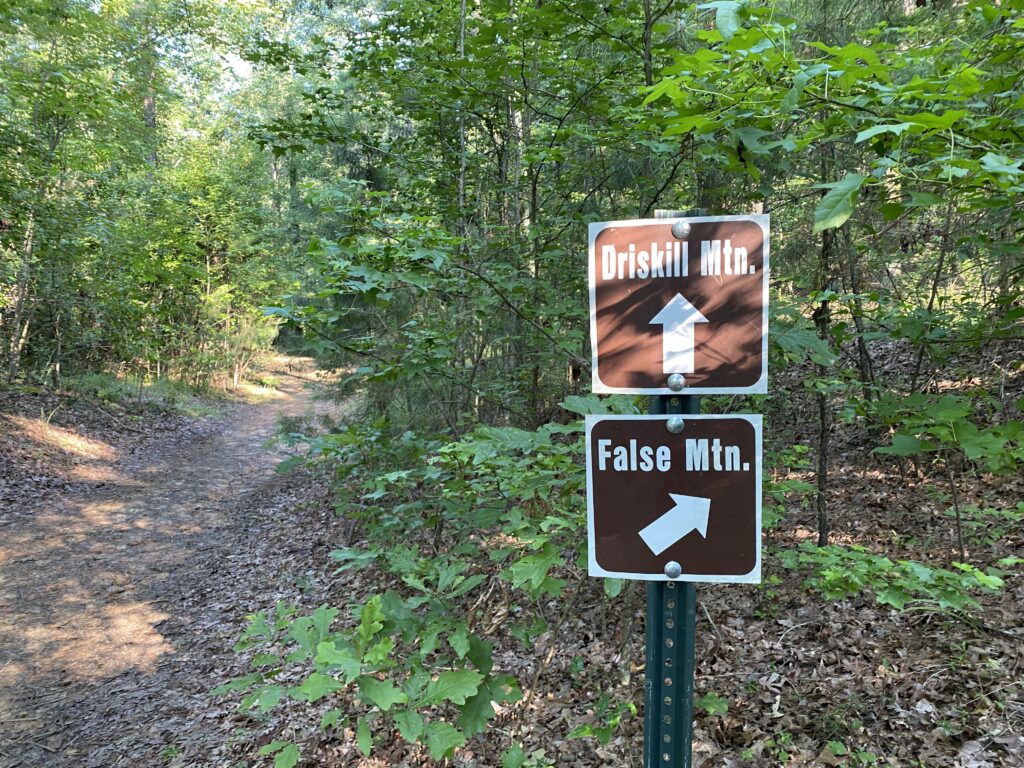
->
[3,414,118,462]
[20,602,173,681]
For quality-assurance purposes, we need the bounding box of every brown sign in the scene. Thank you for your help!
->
[585,415,762,583]
[588,215,768,394]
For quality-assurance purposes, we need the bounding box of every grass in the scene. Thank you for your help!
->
[62,372,227,417]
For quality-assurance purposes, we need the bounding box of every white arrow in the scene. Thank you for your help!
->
[649,292,709,374]
[639,493,711,555]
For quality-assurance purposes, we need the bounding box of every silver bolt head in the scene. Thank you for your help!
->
[667,373,686,391]
[671,220,691,239]
[664,561,682,579]
[666,416,685,434]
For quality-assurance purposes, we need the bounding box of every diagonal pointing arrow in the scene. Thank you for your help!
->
[638,493,711,555]
[649,292,709,374]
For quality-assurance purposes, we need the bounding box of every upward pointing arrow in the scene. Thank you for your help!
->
[650,292,708,374]
[638,493,711,555]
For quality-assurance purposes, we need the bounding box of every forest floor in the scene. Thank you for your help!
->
[1,355,1022,768]
[0,356,349,768]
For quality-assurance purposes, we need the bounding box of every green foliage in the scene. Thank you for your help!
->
[0,0,295,387]
[223,589,521,764]
[943,504,1024,547]
[866,393,1024,473]
[568,696,637,745]
[695,692,729,716]
[764,443,815,529]
[259,741,300,768]
[779,543,1005,613]
[813,174,868,233]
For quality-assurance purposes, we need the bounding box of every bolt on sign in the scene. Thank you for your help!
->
[585,414,762,583]
[588,215,769,394]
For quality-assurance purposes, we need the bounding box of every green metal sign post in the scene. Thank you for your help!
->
[644,392,699,768]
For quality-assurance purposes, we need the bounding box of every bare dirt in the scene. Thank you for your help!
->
[0,358,345,767]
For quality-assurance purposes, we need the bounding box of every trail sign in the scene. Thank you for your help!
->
[585,414,762,583]
[588,215,769,394]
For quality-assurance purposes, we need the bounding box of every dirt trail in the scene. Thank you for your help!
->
[0,358,340,767]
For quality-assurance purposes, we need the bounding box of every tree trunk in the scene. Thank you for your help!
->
[842,228,876,402]
[7,214,36,382]
[813,287,832,547]
[289,160,301,244]
[144,42,158,169]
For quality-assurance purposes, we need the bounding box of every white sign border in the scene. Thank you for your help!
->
[588,214,770,395]
[585,413,763,584]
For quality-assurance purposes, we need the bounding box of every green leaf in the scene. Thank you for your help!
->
[980,152,1023,177]
[780,72,810,113]
[426,721,466,761]
[695,692,729,716]
[457,676,520,736]
[827,741,849,757]
[561,394,610,415]
[603,578,624,598]
[895,110,967,130]
[457,685,495,737]
[931,395,971,421]
[855,123,914,143]
[330,547,378,571]
[357,717,372,756]
[364,637,395,666]
[259,738,300,766]
[259,740,291,756]
[320,708,344,730]
[874,433,923,457]
[292,672,341,703]
[734,127,772,153]
[421,669,484,706]
[393,709,425,741]
[467,635,494,676]
[358,676,409,711]
[213,672,264,695]
[502,744,527,768]
[705,1,742,41]
[274,744,300,768]
[356,595,385,648]
[907,191,944,207]
[275,455,305,473]
[876,586,911,609]
[813,173,867,233]
[251,685,285,713]
[505,541,563,592]
[311,604,339,640]
[448,625,471,659]
[316,641,362,682]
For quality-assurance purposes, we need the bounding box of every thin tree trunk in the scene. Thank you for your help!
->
[7,214,36,382]
[457,0,467,239]
[53,311,62,388]
[814,292,831,547]
[271,157,282,219]
[843,228,876,402]
[144,41,158,170]
[813,146,838,547]
[289,160,301,244]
